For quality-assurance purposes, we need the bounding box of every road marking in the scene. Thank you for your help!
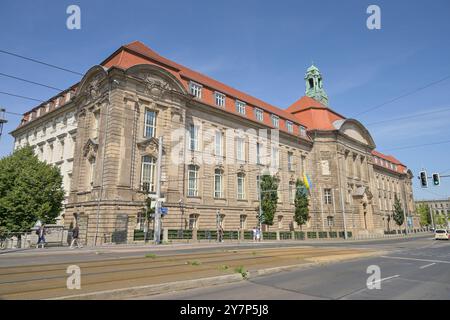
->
[381,256,450,264]
[419,263,436,269]
[372,274,400,284]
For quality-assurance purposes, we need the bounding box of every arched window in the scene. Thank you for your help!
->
[141,155,156,192]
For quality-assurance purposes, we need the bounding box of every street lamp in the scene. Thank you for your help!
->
[0,108,7,140]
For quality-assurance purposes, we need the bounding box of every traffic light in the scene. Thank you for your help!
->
[432,173,440,186]
[419,171,428,188]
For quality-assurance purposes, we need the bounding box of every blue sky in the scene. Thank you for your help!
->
[0,0,449,200]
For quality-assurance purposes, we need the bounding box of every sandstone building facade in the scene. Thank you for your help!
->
[11,41,419,244]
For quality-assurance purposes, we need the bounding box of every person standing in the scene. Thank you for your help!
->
[256,227,261,242]
[36,224,46,249]
[70,225,83,249]
[252,227,257,242]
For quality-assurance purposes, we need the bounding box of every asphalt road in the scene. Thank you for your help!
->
[137,236,450,300]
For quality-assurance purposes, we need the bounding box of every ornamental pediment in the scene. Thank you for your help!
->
[352,186,373,200]
[137,137,164,156]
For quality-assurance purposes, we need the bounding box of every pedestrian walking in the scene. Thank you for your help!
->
[70,225,83,249]
[36,224,46,249]
[252,227,257,241]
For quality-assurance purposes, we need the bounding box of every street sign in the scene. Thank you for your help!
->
[160,207,168,215]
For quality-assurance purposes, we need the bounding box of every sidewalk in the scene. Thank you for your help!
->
[0,231,432,257]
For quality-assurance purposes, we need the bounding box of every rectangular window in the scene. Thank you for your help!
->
[256,143,261,165]
[215,131,223,156]
[189,124,199,151]
[215,92,225,107]
[240,215,247,229]
[327,216,334,227]
[236,137,245,161]
[255,108,264,122]
[214,169,223,198]
[271,115,279,128]
[189,82,202,99]
[141,156,156,192]
[271,147,279,168]
[289,181,295,204]
[286,121,293,133]
[92,110,100,139]
[324,188,333,205]
[287,152,294,171]
[236,100,246,115]
[89,158,96,188]
[188,165,199,196]
[144,109,156,138]
[60,140,65,160]
[299,125,307,137]
[237,173,245,200]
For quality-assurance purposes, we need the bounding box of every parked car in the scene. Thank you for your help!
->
[434,229,449,240]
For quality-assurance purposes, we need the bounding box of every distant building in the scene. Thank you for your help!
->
[10,41,419,244]
[415,198,450,227]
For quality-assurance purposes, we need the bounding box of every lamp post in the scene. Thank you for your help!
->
[0,108,7,140]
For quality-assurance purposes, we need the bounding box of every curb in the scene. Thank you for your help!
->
[49,250,386,300]
[48,273,244,300]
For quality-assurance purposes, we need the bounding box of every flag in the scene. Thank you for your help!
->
[303,173,312,190]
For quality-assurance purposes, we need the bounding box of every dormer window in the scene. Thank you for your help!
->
[189,82,202,99]
[236,100,246,115]
[271,115,279,128]
[255,108,263,122]
[299,125,307,137]
[286,121,293,133]
[215,92,225,107]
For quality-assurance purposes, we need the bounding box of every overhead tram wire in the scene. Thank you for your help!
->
[352,73,450,118]
[6,92,450,156]
[0,49,84,76]
[5,71,450,154]
[3,71,450,138]
[2,47,450,121]
[0,72,64,91]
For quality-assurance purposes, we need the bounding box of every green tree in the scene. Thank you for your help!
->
[417,203,431,226]
[392,195,404,228]
[294,179,309,230]
[0,146,65,236]
[259,174,278,227]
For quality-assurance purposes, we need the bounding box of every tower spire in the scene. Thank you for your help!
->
[304,64,328,106]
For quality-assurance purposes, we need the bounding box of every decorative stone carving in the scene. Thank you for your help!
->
[137,137,162,156]
[85,74,104,103]
[83,138,98,160]
[143,74,171,98]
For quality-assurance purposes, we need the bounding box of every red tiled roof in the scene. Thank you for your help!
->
[100,41,309,137]
[285,96,345,131]
[372,150,406,173]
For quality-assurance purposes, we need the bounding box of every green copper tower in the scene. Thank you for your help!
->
[305,64,328,106]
